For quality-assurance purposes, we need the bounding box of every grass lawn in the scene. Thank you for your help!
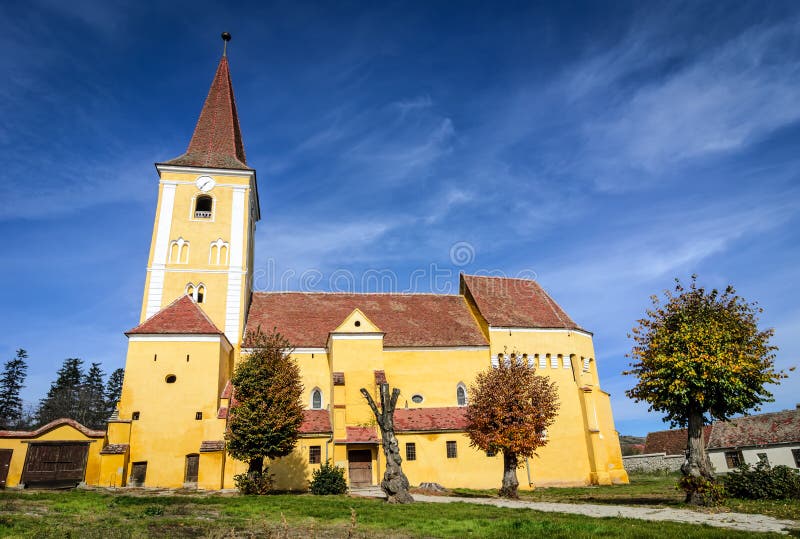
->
[453,472,800,521]
[0,488,794,539]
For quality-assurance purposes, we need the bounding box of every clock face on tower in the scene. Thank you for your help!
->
[195,176,216,192]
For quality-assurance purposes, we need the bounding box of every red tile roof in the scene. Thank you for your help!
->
[126,295,224,336]
[221,380,232,399]
[0,418,105,439]
[245,292,488,348]
[162,57,249,170]
[395,407,468,432]
[461,274,582,331]
[200,440,226,452]
[643,427,711,455]
[336,426,379,443]
[100,444,129,455]
[300,410,332,434]
[707,408,800,449]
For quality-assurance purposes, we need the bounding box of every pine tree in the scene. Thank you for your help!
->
[78,363,106,429]
[36,358,84,426]
[0,349,28,429]
[104,368,124,420]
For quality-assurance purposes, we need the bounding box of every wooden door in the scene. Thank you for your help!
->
[21,443,89,487]
[0,449,12,489]
[130,462,147,487]
[348,449,372,487]
[184,454,199,483]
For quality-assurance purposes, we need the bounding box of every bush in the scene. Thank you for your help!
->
[234,470,274,495]
[677,475,726,506]
[722,462,800,500]
[310,462,348,495]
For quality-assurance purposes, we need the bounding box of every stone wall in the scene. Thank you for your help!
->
[622,452,683,473]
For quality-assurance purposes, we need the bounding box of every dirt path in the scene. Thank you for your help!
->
[350,488,798,535]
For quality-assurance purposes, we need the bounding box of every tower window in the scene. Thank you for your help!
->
[186,283,206,303]
[165,374,177,384]
[194,195,213,219]
[311,388,322,410]
[195,412,203,420]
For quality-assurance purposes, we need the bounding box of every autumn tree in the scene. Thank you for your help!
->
[226,330,304,488]
[0,349,28,429]
[466,357,559,498]
[625,276,784,505]
[360,383,413,503]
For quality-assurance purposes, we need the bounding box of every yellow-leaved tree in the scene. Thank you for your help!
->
[625,276,785,505]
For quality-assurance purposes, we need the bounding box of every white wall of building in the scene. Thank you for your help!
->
[709,444,800,473]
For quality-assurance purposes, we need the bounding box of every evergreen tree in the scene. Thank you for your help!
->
[78,362,106,429]
[226,330,304,487]
[0,349,28,429]
[36,358,84,426]
[104,368,124,420]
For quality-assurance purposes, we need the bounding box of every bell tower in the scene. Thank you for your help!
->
[140,34,259,347]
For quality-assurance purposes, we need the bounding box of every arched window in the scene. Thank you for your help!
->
[311,388,322,410]
[194,195,213,219]
[186,283,206,303]
[456,384,467,406]
[209,239,230,265]
[169,238,190,264]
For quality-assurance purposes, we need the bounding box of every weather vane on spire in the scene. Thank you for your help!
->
[221,32,231,57]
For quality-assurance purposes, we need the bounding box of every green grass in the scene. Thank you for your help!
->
[452,472,800,521]
[0,488,794,538]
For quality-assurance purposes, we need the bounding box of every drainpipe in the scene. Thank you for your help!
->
[325,432,333,463]
[526,457,533,487]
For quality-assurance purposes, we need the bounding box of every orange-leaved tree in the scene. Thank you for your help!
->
[625,276,784,505]
[466,357,559,498]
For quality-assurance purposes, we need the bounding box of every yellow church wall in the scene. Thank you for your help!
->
[198,451,225,490]
[98,452,128,488]
[382,348,489,408]
[0,424,104,488]
[329,335,385,426]
[289,351,331,409]
[117,338,230,487]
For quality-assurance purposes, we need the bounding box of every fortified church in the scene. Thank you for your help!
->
[0,40,628,490]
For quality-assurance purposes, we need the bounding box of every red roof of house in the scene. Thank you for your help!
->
[0,418,105,439]
[300,410,332,434]
[395,407,468,432]
[336,426,379,443]
[643,426,712,455]
[126,295,224,336]
[461,274,582,331]
[245,292,488,348]
[162,56,249,170]
[707,408,800,449]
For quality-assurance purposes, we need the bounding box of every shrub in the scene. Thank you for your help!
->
[723,462,800,500]
[677,475,725,506]
[310,462,348,495]
[142,505,164,516]
[234,470,274,495]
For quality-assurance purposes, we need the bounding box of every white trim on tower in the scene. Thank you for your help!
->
[145,183,176,319]
[224,186,247,343]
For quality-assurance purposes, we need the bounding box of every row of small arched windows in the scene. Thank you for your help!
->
[186,283,205,303]
[308,384,468,409]
[492,353,593,373]
[168,237,230,265]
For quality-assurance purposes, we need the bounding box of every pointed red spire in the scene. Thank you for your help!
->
[165,55,249,170]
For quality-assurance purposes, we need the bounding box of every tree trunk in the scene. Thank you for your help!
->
[361,384,414,503]
[681,409,714,505]
[248,456,263,480]
[499,450,519,498]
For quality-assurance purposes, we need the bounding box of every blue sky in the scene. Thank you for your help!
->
[1,0,798,436]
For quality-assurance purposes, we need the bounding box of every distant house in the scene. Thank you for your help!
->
[707,406,800,472]
[624,406,800,474]
[643,426,712,456]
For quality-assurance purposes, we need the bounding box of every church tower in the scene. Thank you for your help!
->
[141,39,259,346]
[99,36,260,488]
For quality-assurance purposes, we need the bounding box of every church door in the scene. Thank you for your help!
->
[0,449,12,488]
[348,449,372,487]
